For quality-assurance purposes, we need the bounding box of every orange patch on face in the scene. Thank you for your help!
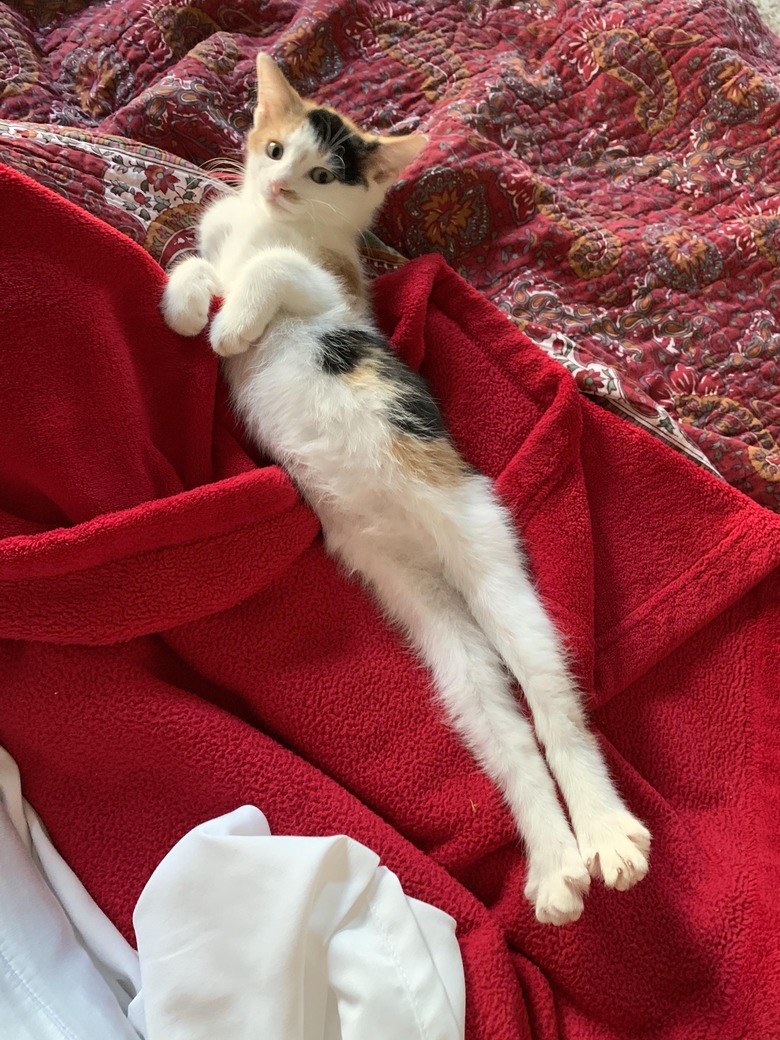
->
[247,109,308,156]
[248,100,377,162]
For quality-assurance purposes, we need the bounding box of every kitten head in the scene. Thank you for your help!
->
[244,54,426,233]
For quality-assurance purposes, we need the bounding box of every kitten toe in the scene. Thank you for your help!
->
[525,846,590,925]
[578,811,651,890]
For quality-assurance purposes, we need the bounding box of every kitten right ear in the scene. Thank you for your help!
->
[254,53,304,126]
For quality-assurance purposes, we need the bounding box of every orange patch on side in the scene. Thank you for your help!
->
[320,248,366,302]
[391,434,468,488]
[343,357,385,393]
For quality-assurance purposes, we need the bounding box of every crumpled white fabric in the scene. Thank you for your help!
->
[0,746,465,1040]
[0,747,141,1040]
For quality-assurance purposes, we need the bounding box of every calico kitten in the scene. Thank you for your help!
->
[161,53,650,925]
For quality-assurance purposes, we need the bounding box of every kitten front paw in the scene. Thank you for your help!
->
[578,811,651,891]
[209,296,276,357]
[161,257,218,338]
[525,846,590,925]
[209,307,255,358]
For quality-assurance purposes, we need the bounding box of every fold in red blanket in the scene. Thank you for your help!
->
[1,163,778,1039]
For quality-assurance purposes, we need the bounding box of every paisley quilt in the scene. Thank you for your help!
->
[1,0,779,509]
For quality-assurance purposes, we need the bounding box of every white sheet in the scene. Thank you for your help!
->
[0,747,140,1040]
[0,747,465,1040]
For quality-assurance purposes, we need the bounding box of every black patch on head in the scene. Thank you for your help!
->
[307,108,378,186]
[318,326,447,441]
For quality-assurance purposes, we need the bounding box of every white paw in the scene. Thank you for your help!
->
[161,283,211,337]
[161,258,218,338]
[578,811,651,891]
[525,845,590,925]
[208,306,256,358]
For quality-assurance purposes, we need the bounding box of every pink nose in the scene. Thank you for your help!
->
[269,180,289,198]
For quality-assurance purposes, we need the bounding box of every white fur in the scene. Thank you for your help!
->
[160,74,650,924]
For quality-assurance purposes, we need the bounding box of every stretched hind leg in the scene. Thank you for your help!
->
[336,535,591,924]
[432,476,651,891]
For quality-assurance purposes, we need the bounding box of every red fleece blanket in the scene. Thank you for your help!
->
[1,164,778,1040]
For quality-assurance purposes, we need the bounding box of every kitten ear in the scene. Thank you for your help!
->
[369,134,427,185]
[254,53,304,126]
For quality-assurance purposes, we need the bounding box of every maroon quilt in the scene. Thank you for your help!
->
[3,159,779,1040]
[2,0,779,508]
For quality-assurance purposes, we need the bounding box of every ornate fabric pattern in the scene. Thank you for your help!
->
[1,0,779,507]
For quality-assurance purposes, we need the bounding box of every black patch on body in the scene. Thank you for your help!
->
[319,328,382,374]
[307,108,378,186]
[318,327,447,441]
[379,352,447,440]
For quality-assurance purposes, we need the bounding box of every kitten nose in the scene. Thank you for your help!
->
[269,179,289,198]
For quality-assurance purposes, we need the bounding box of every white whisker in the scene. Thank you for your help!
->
[201,156,245,186]
[304,197,364,238]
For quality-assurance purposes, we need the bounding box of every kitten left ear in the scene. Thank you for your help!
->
[254,52,305,126]
[368,134,427,185]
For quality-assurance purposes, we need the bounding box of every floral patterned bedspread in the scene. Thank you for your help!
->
[2,0,779,508]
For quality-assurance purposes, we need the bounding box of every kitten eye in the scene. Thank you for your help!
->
[266,141,284,160]
[310,167,336,184]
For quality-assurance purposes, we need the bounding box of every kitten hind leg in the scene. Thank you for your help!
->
[437,477,651,891]
[161,256,220,337]
[336,537,590,925]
